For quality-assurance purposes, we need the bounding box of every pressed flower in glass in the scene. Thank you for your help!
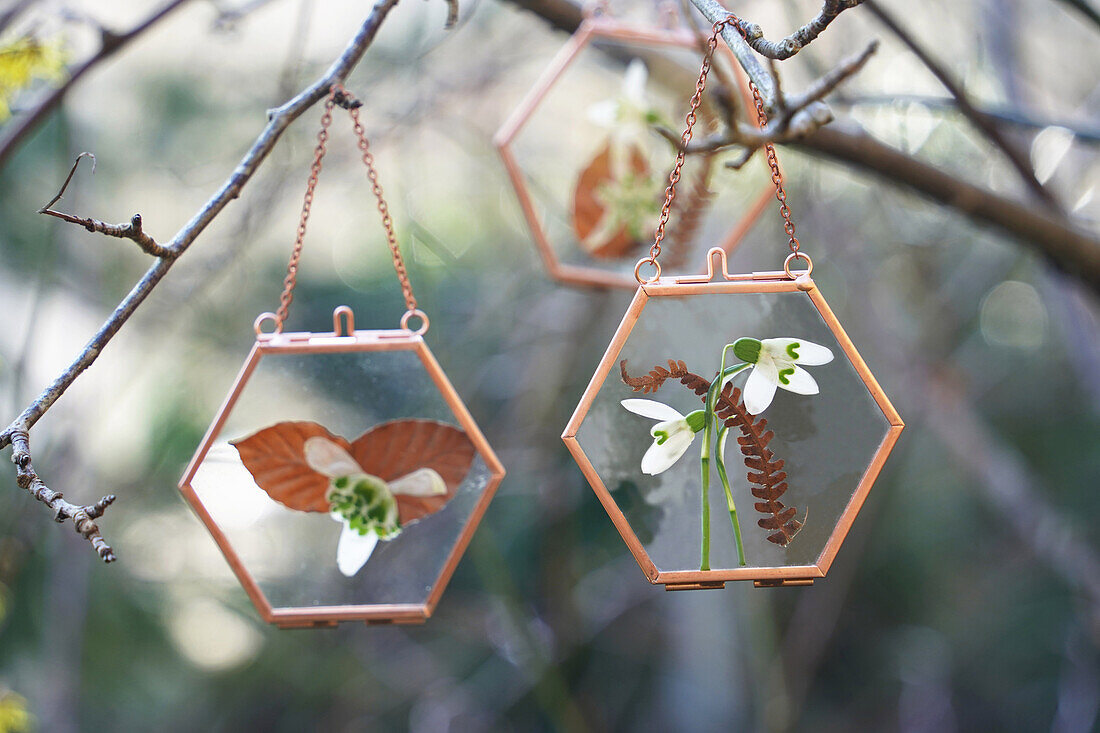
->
[562,18,903,590]
[179,87,504,626]
[494,12,773,289]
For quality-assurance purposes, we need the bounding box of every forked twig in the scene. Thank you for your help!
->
[37,153,175,259]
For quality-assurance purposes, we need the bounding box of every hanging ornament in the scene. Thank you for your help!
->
[495,8,774,289]
[562,18,904,590]
[179,86,505,627]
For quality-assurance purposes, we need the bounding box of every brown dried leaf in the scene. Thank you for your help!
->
[231,421,351,513]
[572,141,649,259]
[350,419,476,523]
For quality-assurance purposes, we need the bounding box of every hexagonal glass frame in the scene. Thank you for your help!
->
[494,17,773,289]
[179,309,505,627]
[562,261,903,589]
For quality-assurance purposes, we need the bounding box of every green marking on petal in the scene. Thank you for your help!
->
[653,429,669,445]
[778,367,795,385]
[786,342,800,360]
[333,476,348,489]
[733,338,761,364]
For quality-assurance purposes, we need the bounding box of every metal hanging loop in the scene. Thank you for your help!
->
[637,14,808,284]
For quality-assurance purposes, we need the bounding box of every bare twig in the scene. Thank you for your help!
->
[2,426,116,561]
[863,0,1061,210]
[784,39,878,114]
[734,0,864,60]
[0,0,408,561]
[37,153,174,258]
[0,0,192,172]
[650,38,876,156]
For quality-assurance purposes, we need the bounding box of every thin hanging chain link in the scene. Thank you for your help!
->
[274,90,336,329]
[273,84,419,331]
[348,106,417,314]
[750,81,800,254]
[645,15,802,277]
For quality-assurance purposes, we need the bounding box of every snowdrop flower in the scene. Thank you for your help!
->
[731,337,834,415]
[304,436,445,576]
[621,399,706,475]
[587,59,653,144]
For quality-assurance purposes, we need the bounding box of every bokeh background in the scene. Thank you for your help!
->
[0,0,1098,730]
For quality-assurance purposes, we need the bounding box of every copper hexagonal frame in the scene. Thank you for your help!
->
[494,16,773,289]
[561,255,904,590]
[179,307,506,627]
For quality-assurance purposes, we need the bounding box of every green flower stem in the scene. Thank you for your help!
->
[699,419,712,572]
[716,426,747,567]
[701,344,750,568]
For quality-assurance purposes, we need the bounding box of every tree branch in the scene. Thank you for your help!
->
[0,0,192,172]
[0,0,407,561]
[689,0,776,106]
[798,124,1100,290]
[505,0,1100,294]
[863,0,1061,211]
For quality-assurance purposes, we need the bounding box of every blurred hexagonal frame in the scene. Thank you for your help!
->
[561,259,904,590]
[179,308,506,628]
[494,16,774,289]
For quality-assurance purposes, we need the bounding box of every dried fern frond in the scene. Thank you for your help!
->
[712,383,803,546]
[621,361,804,546]
[619,359,689,394]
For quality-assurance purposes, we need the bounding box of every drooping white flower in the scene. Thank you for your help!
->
[588,59,651,140]
[621,398,706,475]
[731,337,834,415]
[304,436,446,576]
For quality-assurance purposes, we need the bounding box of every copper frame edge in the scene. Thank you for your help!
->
[178,326,505,626]
[493,17,773,291]
[802,283,904,574]
[563,273,904,586]
[413,341,507,615]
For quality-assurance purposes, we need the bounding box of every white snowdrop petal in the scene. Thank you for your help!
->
[336,524,378,577]
[621,399,684,422]
[587,99,618,127]
[304,437,361,478]
[640,428,694,475]
[623,59,648,104]
[762,338,833,366]
[389,468,447,497]
[742,362,779,415]
[777,365,819,395]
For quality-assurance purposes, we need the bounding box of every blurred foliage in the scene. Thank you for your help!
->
[0,689,30,733]
[0,34,65,120]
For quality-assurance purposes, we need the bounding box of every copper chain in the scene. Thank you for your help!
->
[642,16,803,280]
[273,84,419,332]
[275,91,335,328]
[349,106,417,314]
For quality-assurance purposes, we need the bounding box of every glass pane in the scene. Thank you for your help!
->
[510,32,770,280]
[188,346,491,610]
[574,289,891,571]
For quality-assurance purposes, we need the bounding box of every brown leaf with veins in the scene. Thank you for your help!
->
[231,421,351,512]
[231,419,476,524]
[572,141,649,259]
[350,419,476,523]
